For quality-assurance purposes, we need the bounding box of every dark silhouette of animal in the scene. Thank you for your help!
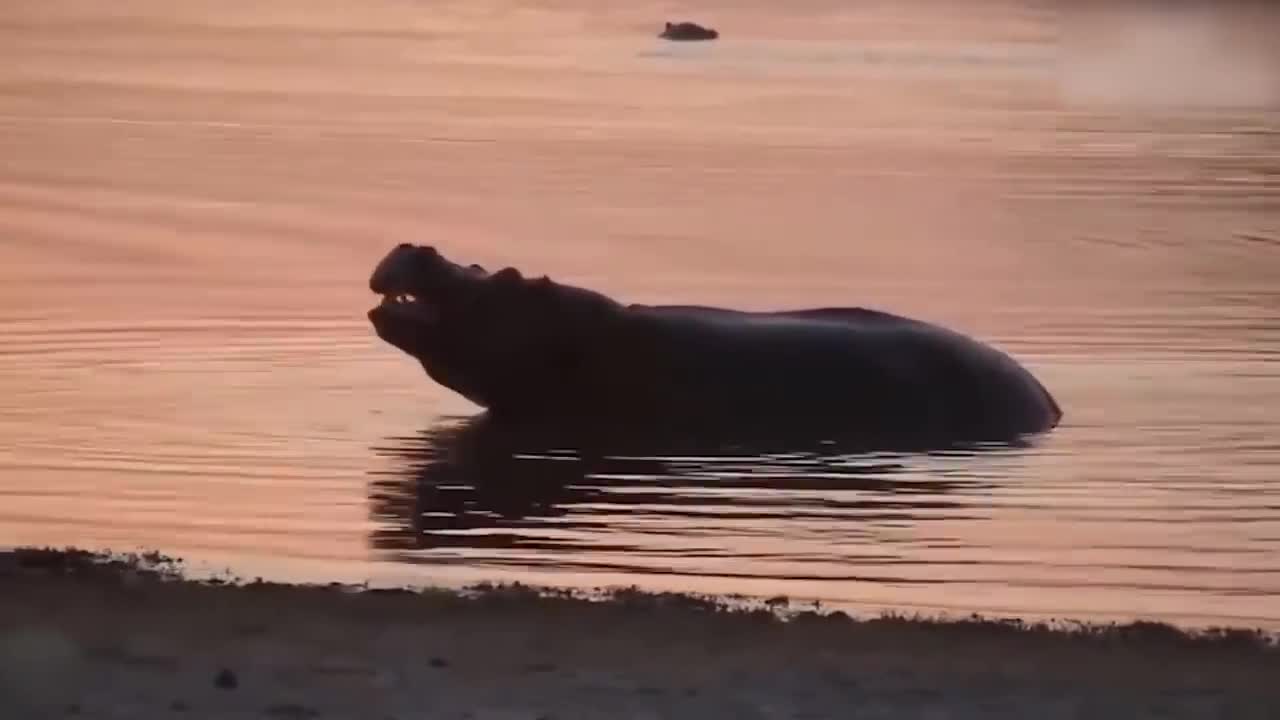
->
[659,21,719,41]
[367,244,1063,445]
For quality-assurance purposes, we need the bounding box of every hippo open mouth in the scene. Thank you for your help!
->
[372,292,438,326]
[366,243,485,342]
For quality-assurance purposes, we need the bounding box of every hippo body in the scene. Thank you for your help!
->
[367,245,1062,446]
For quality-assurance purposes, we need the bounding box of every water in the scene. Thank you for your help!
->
[2,0,1278,629]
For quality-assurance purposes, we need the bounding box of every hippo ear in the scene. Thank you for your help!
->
[492,267,524,285]
[665,22,672,30]
[469,263,486,273]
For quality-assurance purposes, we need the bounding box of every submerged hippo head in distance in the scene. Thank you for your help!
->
[659,21,719,41]
[368,244,1063,444]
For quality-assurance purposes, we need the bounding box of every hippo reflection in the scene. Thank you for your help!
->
[367,416,1025,561]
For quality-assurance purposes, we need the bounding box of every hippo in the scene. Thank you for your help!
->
[367,244,1062,446]
[659,21,719,41]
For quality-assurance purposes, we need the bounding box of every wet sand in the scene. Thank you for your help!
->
[2,548,1277,719]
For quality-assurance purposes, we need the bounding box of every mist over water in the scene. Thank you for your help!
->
[1,0,1278,629]
[1060,2,1280,109]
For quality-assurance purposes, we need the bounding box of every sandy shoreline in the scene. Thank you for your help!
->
[1,548,1277,719]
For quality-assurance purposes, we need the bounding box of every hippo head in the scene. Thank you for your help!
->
[659,20,718,41]
[367,244,624,417]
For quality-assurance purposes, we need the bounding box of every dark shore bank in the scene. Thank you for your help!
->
[2,547,1277,719]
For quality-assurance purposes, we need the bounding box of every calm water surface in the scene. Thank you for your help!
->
[2,1,1278,629]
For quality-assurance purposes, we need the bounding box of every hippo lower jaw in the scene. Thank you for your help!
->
[366,294,438,359]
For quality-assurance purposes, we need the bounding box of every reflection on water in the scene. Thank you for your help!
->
[369,416,1027,580]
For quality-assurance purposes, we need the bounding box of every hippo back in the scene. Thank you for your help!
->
[626,304,1061,440]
